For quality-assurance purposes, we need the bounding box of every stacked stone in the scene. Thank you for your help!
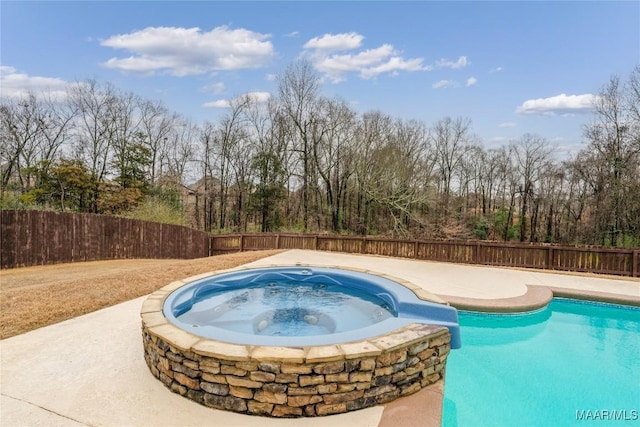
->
[142,323,451,418]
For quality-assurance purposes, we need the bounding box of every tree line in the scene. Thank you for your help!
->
[1,61,638,246]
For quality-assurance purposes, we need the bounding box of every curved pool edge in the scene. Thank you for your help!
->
[140,264,455,418]
[159,264,460,348]
[441,284,640,313]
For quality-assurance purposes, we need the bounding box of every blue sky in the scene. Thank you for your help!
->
[2,1,638,157]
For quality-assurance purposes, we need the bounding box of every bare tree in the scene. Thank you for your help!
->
[198,121,217,231]
[166,118,196,184]
[456,142,485,217]
[490,146,519,241]
[358,117,429,236]
[473,147,503,216]
[109,90,143,190]
[313,98,357,232]
[138,99,176,183]
[536,162,566,242]
[353,111,394,234]
[276,59,322,231]
[0,92,77,200]
[579,69,640,245]
[561,157,590,243]
[214,94,252,230]
[432,117,473,219]
[510,133,553,242]
[0,95,45,195]
[68,80,119,212]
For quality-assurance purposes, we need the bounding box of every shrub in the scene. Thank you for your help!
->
[122,196,187,226]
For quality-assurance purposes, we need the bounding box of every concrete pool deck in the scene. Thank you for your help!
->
[1,250,639,427]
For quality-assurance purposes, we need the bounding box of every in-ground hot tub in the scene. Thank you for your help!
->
[141,265,460,418]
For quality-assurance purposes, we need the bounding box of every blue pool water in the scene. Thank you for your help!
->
[163,266,461,347]
[443,299,640,427]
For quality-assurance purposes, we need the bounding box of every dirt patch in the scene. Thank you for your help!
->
[0,250,282,339]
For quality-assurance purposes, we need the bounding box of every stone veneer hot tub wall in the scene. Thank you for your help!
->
[141,268,452,418]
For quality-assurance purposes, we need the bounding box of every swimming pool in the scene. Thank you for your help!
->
[443,299,640,426]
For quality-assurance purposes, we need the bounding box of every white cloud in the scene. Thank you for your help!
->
[201,82,225,94]
[360,56,427,79]
[0,66,72,100]
[498,122,517,128]
[435,56,469,69]
[302,33,473,83]
[516,93,598,115]
[202,99,230,108]
[284,31,300,38]
[432,80,458,89]
[101,25,274,76]
[203,91,271,109]
[490,66,503,73]
[265,73,277,81]
[303,32,364,51]
[314,44,395,75]
[466,77,477,87]
[304,32,431,82]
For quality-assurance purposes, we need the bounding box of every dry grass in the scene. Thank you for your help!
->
[0,250,282,339]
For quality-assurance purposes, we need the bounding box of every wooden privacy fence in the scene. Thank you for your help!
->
[211,233,640,278]
[2,211,638,277]
[1,210,210,269]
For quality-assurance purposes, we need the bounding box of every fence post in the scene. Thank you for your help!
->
[314,235,318,250]
[414,240,419,259]
[633,249,639,277]
[547,246,554,271]
[275,233,280,249]
[239,234,244,252]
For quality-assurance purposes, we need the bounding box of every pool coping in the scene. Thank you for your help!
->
[142,263,452,361]
[441,284,640,313]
